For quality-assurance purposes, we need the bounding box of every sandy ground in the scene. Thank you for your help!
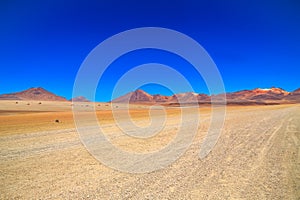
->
[0,101,299,199]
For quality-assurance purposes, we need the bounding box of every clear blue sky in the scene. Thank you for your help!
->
[1,0,299,101]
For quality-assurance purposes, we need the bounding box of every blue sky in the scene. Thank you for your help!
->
[1,0,299,101]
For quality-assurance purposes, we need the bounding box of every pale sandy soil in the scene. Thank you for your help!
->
[0,101,299,199]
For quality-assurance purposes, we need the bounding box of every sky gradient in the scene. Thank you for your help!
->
[1,0,300,101]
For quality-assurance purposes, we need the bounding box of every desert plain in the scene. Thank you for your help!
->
[0,100,299,199]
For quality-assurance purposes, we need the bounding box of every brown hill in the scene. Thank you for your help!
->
[0,87,67,101]
[70,96,91,102]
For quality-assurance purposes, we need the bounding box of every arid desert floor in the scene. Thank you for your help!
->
[0,100,299,199]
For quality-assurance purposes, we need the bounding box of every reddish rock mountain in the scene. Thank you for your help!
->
[0,87,67,101]
[70,96,91,102]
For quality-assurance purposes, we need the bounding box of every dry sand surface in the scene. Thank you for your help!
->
[0,100,299,199]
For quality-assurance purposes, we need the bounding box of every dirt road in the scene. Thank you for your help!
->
[0,105,299,199]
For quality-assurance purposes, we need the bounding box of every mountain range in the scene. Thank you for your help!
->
[0,87,299,104]
[112,87,300,104]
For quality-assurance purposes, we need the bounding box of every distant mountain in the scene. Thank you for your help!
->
[173,92,210,103]
[283,88,300,102]
[112,90,154,103]
[112,87,300,105]
[152,94,172,103]
[0,87,67,101]
[112,90,211,104]
[292,88,300,94]
[70,96,91,102]
[225,87,289,102]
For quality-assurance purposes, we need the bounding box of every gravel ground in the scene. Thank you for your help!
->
[0,105,299,199]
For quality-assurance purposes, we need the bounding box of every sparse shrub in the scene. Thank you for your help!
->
[15,102,18,104]
[55,119,60,123]
[27,103,30,105]
[38,102,42,104]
